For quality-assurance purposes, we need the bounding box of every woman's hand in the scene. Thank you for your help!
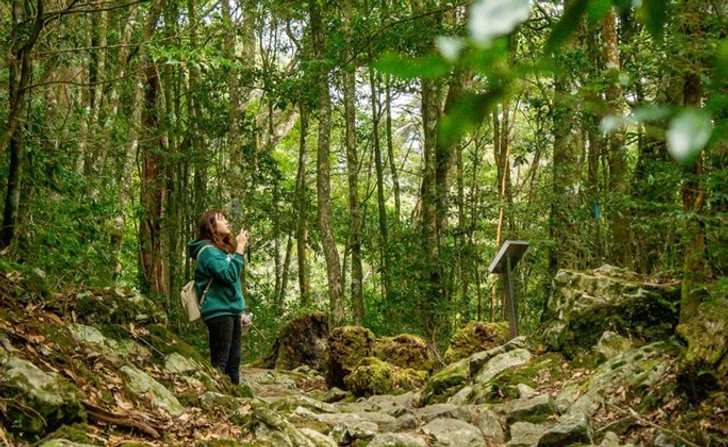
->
[236,229,248,254]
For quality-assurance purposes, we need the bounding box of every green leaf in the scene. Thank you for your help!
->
[374,52,451,80]
[587,0,611,23]
[716,39,728,82]
[666,109,712,165]
[640,0,667,40]
[439,88,507,147]
[545,0,590,54]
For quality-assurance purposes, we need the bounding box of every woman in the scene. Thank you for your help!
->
[188,209,248,385]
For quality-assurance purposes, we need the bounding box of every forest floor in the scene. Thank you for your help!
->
[0,271,726,446]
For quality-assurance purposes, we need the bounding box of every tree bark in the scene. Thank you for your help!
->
[385,76,401,239]
[1,0,45,249]
[370,67,389,304]
[602,7,633,269]
[295,104,312,306]
[309,0,344,325]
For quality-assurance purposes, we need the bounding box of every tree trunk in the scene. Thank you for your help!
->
[602,7,633,269]
[385,76,401,239]
[1,0,44,249]
[370,67,389,304]
[296,104,312,306]
[309,0,344,325]
[548,0,581,277]
[343,2,363,324]
[420,77,443,338]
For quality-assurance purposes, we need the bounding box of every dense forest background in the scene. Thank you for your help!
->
[1,0,726,361]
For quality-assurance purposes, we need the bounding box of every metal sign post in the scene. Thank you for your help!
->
[488,240,529,339]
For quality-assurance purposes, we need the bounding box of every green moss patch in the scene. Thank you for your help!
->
[444,321,509,364]
[343,357,427,397]
[374,333,433,372]
[326,326,376,389]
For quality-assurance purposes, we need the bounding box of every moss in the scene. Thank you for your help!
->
[343,357,426,397]
[326,326,376,389]
[44,423,98,445]
[444,321,510,364]
[374,334,433,372]
[419,359,470,405]
[473,352,565,404]
[262,312,329,372]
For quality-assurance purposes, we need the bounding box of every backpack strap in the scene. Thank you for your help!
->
[197,244,215,306]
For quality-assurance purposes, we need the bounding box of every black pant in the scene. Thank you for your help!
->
[205,315,241,385]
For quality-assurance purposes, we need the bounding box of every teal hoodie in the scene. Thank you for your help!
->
[188,239,245,322]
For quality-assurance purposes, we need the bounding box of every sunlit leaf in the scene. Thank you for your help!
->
[632,106,672,123]
[469,0,531,46]
[375,52,451,80]
[666,109,712,165]
[436,37,465,62]
[545,0,589,54]
[599,114,624,134]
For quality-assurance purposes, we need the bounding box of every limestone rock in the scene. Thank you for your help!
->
[474,348,532,384]
[506,422,548,447]
[595,331,632,363]
[444,321,510,364]
[375,333,434,372]
[165,352,202,374]
[676,294,728,375]
[321,386,350,403]
[41,441,98,447]
[326,325,376,389]
[120,365,184,416]
[498,393,553,424]
[344,357,426,397]
[252,406,316,447]
[0,348,84,437]
[419,357,470,405]
[369,433,430,447]
[329,420,378,445]
[537,413,592,446]
[262,312,329,372]
[299,427,337,447]
[67,323,150,364]
[422,417,487,447]
[74,287,166,326]
[542,267,680,356]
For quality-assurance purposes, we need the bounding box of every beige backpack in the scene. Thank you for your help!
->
[180,245,214,322]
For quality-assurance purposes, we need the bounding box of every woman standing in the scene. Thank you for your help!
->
[188,209,248,384]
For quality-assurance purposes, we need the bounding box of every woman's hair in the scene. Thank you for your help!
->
[197,209,237,254]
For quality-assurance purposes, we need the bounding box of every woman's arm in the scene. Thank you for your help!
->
[201,249,244,284]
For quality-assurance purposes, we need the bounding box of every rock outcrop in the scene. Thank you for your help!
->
[542,265,681,357]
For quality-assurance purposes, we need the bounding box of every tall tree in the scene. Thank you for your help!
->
[344,2,364,324]
[602,7,633,269]
[309,0,344,325]
[1,0,45,248]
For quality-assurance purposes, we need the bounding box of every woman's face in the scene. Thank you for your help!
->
[214,213,231,236]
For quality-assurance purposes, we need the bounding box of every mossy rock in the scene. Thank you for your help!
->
[676,294,728,377]
[418,358,471,406]
[326,326,376,389]
[443,321,510,364]
[43,423,98,445]
[74,287,166,327]
[0,348,85,439]
[374,334,433,372]
[543,267,681,357]
[344,357,427,397]
[261,312,329,372]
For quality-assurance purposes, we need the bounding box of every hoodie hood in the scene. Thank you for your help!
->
[188,239,213,260]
